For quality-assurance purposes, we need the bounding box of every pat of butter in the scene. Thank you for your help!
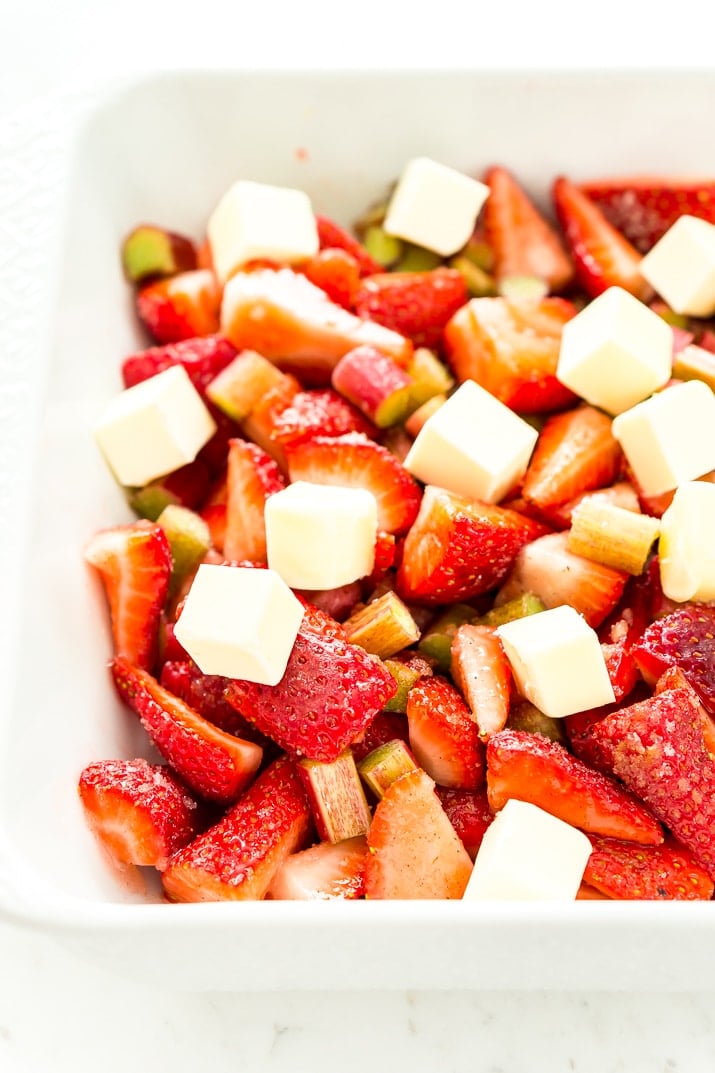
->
[265,481,377,590]
[463,799,592,901]
[640,215,715,318]
[383,157,490,257]
[404,379,538,504]
[207,179,319,283]
[611,379,715,497]
[94,365,216,488]
[173,564,304,685]
[659,481,715,602]
[496,605,615,719]
[556,286,672,415]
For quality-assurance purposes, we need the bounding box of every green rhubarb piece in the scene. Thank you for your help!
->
[157,504,210,597]
[418,603,478,672]
[672,344,715,393]
[363,225,403,268]
[461,236,495,272]
[478,592,546,628]
[396,243,443,272]
[206,351,290,422]
[353,194,390,239]
[121,224,196,284]
[406,347,455,411]
[651,301,691,330]
[357,739,418,799]
[450,255,497,298]
[127,483,178,522]
[499,274,549,304]
[383,659,423,713]
[506,700,568,747]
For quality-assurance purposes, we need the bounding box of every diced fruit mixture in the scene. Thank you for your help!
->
[82,161,715,904]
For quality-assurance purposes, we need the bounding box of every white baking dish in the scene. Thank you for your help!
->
[1,68,715,992]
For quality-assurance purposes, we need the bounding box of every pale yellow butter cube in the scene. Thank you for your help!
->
[640,215,715,317]
[659,481,715,602]
[383,157,489,257]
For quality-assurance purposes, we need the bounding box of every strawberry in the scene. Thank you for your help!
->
[405,675,486,790]
[444,295,578,413]
[632,606,715,714]
[285,432,422,535]
[136,268,222,344]
[267,834,368,899]
[482,165,574,292]
[552,176,652,301]
[450,624,512,738]
[84,520,172,670]
[521,404,623,517]
[600,637,640,703]
[78,758,203,871]
[396,485,546,606]
[240,378,301,473]
[353,268,468,350]
[121,334,237,396]
[486,729,663,845]
[578,176,715,253]
[350,711,410,763]
[584,835,715,900]
[589,686,715,879]
[224,607,397,763]
[270,388,375,448]
[158,660,270,745]
[223,439,285,562]
[315,214,382,275]
[111,657,264,805]
[302,247,361,308]
[162,755,313,902]
[435,785,494,859]
[364,767,473,899]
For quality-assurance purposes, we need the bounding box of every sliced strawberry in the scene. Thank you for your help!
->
[136,268,222,344]
[450,624,511,738]
[315,214,382,275]
[482,165,574,292]
[435,785,494,860]
[486,729,663,845]
[111,657,263,805]
[225,608,397,763]
[350,711,410,764]
[121,334,237,396]
[563,701,630,775]
[302,247,361,308]
[405,675,485,791]
[222,439,285,563]
[444,295,578,413]
[78,758,204,871]
[270,388,375,448]
[368,529,397,585]
[240,377,301,473]
[85,521,172,670]
[396,485,546,606]
[600,638,640,703]
[584,835,715,900]
[632,605,715,714]
[267,835,368,899]
[364,768,473,899]
[552,176,652,301]
[158,660,270,745]
[285,432,422,535]
[578,176,715,253]
[353,268,468,350]
[162,755,313,902]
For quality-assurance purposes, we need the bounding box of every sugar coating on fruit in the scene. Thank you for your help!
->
[463,798,592,900]
[556,286,672,415]
[383,157,490,257]
[659,481,715,602]
[207,179,319,283]
[612,379,715,497]
[265,481,378,590]
[173,564,304,685]
[93,365,216,487]
[640,215,715,317]
[496,605,615,719]
[404,378,538,503]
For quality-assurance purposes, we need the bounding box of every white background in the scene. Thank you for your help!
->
[3,2,715,1070]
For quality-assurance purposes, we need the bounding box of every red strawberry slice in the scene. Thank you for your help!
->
[353,268,468,350]
[584,834,715,900]
[405,675,485,791]
[482,165,574,292]
[78,758,204,872]
[486,729,663,845]
[396,485,546,606]
[162,755,313,902]
[270,388,376,448]
[121,334,237,396]
[364,767,473,899]
[632,605,715,715]
[578,176,715,253]
[450,624,512,739]
[136,268,222,344]
[158,660,270,745]
[111,657,264,805]
[435,785,494,859]
[552,176,652,301]
[223,439,285,563]
[315,214,382,276]
[267,834,368,899]
[285,432,422,535]
[85,520,172,670]
[225,608,397,763]
[302,247,361,308]
[444,295,578,413]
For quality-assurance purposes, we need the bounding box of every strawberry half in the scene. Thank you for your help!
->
[85,520,172,670]
[162,755,313,902]
[353,268,468,350]
[578,176,715,253]
[435,785,494,860]
[159,659,270,745]
[223,439,285,562]
[121,334,237,395]
[315,214,382,276]
[302,247,361,308]
[450,623,512,739]
[406,675,486,791]
[267,835,368,900]
[631,606,715,715]
[584,835,714,900]
[270,388,376,448]
[111,657,264,805]
[136,268,222,344]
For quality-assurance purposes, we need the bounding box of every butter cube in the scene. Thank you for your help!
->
[265,481,377,590]
[659,481,715,602]
[463,799,592,901]
[383,157,490,257]
[556,286,672,415]
[611,379,715,497]
[404,379,538,504]
[496,605,615,719]
[173,564,304,685]
[94,365,217,488]
[207,179,319,283]
[640,215,715,317]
